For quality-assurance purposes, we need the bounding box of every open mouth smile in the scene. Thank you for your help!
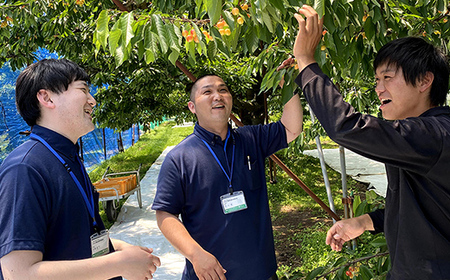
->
[212,104,225,109]
[379,98,392,110]
[381,99,392,105]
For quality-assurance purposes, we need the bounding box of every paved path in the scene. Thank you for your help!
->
[109,146,185,280]
[303,148,387,197]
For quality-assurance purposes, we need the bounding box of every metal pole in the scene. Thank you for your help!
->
[102,128,107,160]
[340,145,357,249]
[309,105,336,222]
[339,145,349,220]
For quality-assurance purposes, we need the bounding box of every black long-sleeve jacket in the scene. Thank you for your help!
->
[296,63,450,280]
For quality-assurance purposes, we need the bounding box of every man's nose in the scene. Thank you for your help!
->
[212,91,223,100]
[375,82,385,95]
[88,94,97,107]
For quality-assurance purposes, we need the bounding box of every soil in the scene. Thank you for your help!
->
[272,182,369,268]
[272,206,335,268]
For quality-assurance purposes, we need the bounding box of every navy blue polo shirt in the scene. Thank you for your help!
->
[152,121,287,280]
[0,125,119,279]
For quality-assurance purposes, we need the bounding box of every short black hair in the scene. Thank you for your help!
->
[373,37,449,106]
[16,58,90,126]
[186,74,222,101]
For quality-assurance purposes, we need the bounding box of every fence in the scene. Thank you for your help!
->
[0,60,156,172]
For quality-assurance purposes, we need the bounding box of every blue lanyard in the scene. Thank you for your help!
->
[30,133,98,228]
[200,130,235,194]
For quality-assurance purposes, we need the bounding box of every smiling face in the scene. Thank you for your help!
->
[375,64,433,120]
[188,75,232,138]
[51,80,97,142]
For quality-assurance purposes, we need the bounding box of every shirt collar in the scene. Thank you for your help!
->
[419,106,450,117]
[31,125,79,160]
[193,122,232,146]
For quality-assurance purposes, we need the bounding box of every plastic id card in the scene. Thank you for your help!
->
[91,230,110,258]
[220,190,248,214]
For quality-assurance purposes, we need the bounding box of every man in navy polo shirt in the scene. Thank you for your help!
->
[152,73,303,279]
[0,58,160,280]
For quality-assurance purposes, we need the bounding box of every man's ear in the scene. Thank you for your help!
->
[419,71,434,93]
[188,101,196,114]
[36,89,55,109]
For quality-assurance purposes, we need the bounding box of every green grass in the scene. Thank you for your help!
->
[89,121,193,228]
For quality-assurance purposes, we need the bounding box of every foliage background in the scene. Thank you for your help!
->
[2,0,448,138]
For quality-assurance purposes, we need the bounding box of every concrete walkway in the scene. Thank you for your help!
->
[108,146,185,280]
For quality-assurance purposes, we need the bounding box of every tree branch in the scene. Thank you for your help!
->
[304,252,389,280]
[111,0,128,12]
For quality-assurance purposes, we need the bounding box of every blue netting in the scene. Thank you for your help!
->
[79,125,142,172]
[0,50,149,172]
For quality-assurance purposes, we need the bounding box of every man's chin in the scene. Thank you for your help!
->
[381,112,399,121]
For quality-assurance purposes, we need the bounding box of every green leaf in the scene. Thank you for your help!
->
[131,20,146,46]
[261,67,277,92]
[186,40,197,62]
[370,236,387,248]
[109,27,122,56]
[152,14,169,54]
[244,26,259,54]
[166,24,181,52]
[337,265,348,279]
[207,40,217,60]
[115,44,127,67]
[323,10,336,33]
[354,200,369,217]
[364,16,376,41]
[281,80,296,105]
[313,0,325,18]
[144,26,159,53]
[137,40,145,60]
[168,50,180,65]
[271,70,285,92]
[306,267,326,280]
[95,10,110,51]
[268,0,286,15]
[222,10,235,30]
[353,195,362,215]
[360,265,375,279]
[145,50,156,64]
[265,5,282,25]
[119,12,134,48]
[261,10,274,33]
[205,0,222,25]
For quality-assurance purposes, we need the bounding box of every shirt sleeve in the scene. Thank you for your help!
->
[0,163,49,258]
[240,121,288,158]
[295,63,443,175]
[368,209,385,234]
[151,153,184,215]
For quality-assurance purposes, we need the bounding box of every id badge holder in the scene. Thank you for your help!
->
[220,190,248,214]
[91,229,110,258]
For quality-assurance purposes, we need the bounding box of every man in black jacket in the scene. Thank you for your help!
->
[293,5,450,280]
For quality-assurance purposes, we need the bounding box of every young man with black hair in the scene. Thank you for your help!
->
[0,58,160,280]
[293,5,450,279]
[152,73,303,280]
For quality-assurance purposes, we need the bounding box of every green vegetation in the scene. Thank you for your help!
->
[270,146,388,279]
[4,1,448,138]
